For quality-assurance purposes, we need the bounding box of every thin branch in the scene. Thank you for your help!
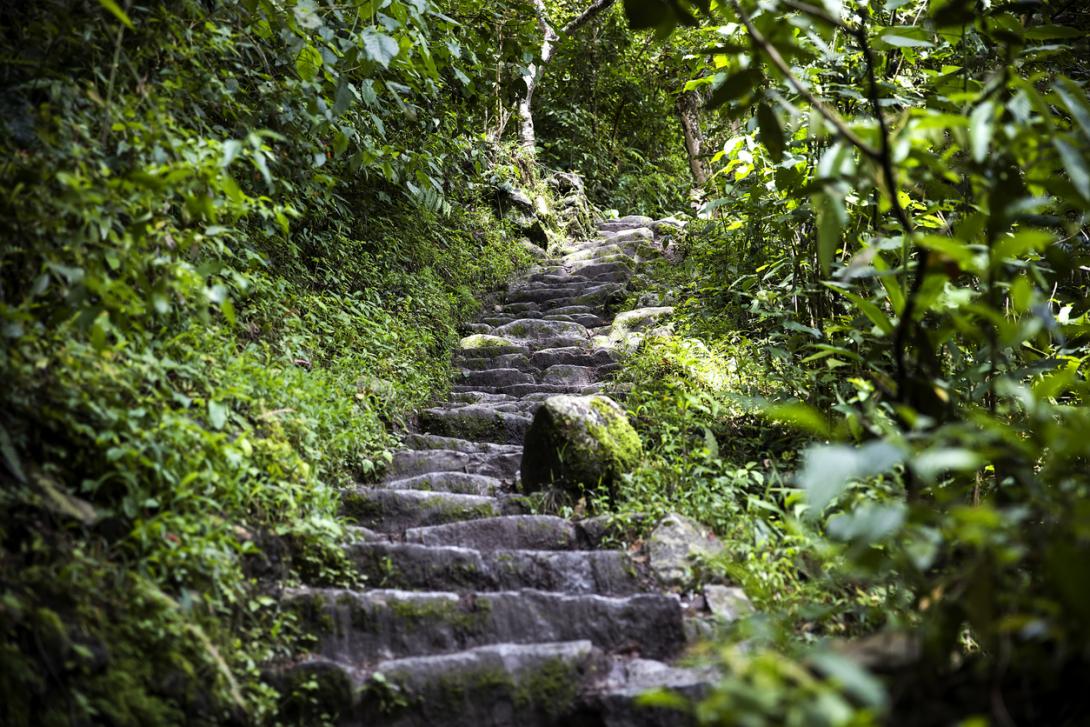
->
[728,0,881,161]
[563,0,618,35]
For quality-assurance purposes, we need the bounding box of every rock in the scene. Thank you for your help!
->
[520,395,642,500]
[519,238,548,259]
[505,188,534,210]
[460,333,517,349]
[703,585,752,621]
[647,513,724,589]
[606,306,675,351]
[549,171,585,194]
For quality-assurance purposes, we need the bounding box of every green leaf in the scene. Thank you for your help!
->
[1024,25,1085,41]
[1055,78,1090,142]
[295,43,323,81]
[815,192,846,276]
[0,423,27,484]
[96,0,134,29]
[362,29,400,69]
[809,652,888,708]
[827,502,906,544]
[1054,137,1090,200]
[764,402,831,436]
[969,101,994,164]
[823,283,894,335]
[708,68,762,109]
[879,32,934,48]
[757,103,785,162]
[208,401,229,430]
[798,441,904,514]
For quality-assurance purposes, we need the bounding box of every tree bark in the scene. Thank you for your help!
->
[518,0,618,153]
[676,89,708,186]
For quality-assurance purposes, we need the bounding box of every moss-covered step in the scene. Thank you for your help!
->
[543,313,611,328]
[540,364,598,386]
[345,541,644,595]
[575,655,714,727]
[375,472,504,497]
[597,215,654,231]
[506,285,588,305]
[340,488,512,531]
[455,367,537,389]
[492,318,589,341]
[487,382,603,398]
[385,447,522,481]
[287,587,685,662]
[268,647,707,727]
[560,244,633,265]
[530,346,618,369]
[419,405,533,444]
[398,432,523,455]
[405,515,581,551]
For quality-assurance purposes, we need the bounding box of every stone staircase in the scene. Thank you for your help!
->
[277,216,714,725]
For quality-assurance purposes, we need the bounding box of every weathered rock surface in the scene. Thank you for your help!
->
[520,395,642,500]
[278,216,722,726]
[648,513,725,589]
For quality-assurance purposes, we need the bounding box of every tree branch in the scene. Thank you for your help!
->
[563,0,618,35]
[728,0,882,161]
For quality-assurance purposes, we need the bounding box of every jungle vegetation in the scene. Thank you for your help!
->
[1,0,1089,724]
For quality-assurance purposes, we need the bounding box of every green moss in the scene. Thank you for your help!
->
[512,657,581,716]
[587,397,644,472]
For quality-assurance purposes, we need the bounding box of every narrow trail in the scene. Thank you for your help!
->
[283,216,713,725]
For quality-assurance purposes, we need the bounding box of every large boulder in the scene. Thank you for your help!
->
[647,513,724,589]
[520,395,642,500]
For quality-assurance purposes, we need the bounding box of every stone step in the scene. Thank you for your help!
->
[458,342,531,359]
[569,260,635,280]
[341,488,510,531]
[456,354,536,372]
[507,285,586,305]
[461,322,494,335]
[346,542,644,595]
[492,382,602,398]
[546,305,598,316]
[540,364,598,386]
[455,368,537,388]
[271,646,706,727]
[290,587,685,662]
[524,272,594,286]
[561,244,632,265]
[544,313,610,328]
[294,641,602,726]
[399,433,522,456]
[598,215,654,230]
[448,391,522,405]
[405,515,582,551]
[385,448,520,481]
[441,399,540,416]
[531,346,618,369]
[378,472,504,496]
[419,406,532,444]
[493,318,590,341]
[577,656,713,726]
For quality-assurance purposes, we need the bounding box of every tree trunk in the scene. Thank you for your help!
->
[518,0,618,154]
[676,90,708,186]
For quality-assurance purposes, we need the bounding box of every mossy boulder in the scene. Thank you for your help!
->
[520,395,642,500]
[460,333,517,350]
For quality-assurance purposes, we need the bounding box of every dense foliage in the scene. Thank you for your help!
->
[604,0,1090,723]
[0,0,536,722]
[3,0,1090,724]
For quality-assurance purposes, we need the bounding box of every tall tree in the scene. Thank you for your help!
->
[519,0,619,153]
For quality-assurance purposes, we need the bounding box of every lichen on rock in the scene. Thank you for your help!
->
[520,395,642,502]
